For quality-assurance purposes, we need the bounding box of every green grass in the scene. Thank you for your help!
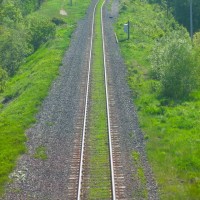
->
[34,146,48,160]
[132,151,148,199]
[107,0,113,11]
[0,0,91,195]
[115,0,200,199]
[86,0,111,198]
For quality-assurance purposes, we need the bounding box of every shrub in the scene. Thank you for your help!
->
[18,0,42,15]
[193,32,200,89]
[193,32,200,47]
[26,15,56,50]
[120,0,129,12]
[150,30,198,99]
[0,2,23,25]
[52,17,66,26]
[0,27,32,75]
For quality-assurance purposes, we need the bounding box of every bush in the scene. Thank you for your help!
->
[0,2,23,25]
[26,15,56,50]
[193,32,200,47]
[0,27,32,75]
[150,30,198,99]
[193,32,200,89]
[51,17,66,26]
[17,0,42,15]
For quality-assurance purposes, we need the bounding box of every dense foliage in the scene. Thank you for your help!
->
[26,15,56,50]
[0,26,32,75]
[116,0,200,198]
[150,30,198,99]
[0,0,91,196]
[149,0,200,33]
[0,0,55,77]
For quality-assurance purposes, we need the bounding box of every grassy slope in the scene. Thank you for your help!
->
[0,0,91,195]
[115,0,200,199]
[87,0,111,198]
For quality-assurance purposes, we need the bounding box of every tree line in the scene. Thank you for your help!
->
[148,0,200,34]
[147,0,200,99]
[0,0,55,91]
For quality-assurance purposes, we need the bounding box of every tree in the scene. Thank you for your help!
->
[0,27,32,75]
[0,0,46,77]
[26,15,56,50]
[150,30,198,99]
[0,2,23,25]
[148,0,200,33]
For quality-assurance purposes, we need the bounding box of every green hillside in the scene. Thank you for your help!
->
[116,0,200,199]
[0,0,91,195]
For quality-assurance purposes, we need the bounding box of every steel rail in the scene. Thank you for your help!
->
[101,1,116,199]
[77,0,116,199]
[77,1,99,199]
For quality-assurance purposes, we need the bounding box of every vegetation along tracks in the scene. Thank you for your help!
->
[67,0,127,199]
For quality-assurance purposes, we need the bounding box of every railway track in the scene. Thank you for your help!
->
[67,0,127,199]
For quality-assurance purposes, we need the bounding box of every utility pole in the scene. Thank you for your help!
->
[190,0,193,40]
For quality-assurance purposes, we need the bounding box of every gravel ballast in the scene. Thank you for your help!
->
[2,0,159,199]
[2,1,98,199]
[103,0,159,199]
